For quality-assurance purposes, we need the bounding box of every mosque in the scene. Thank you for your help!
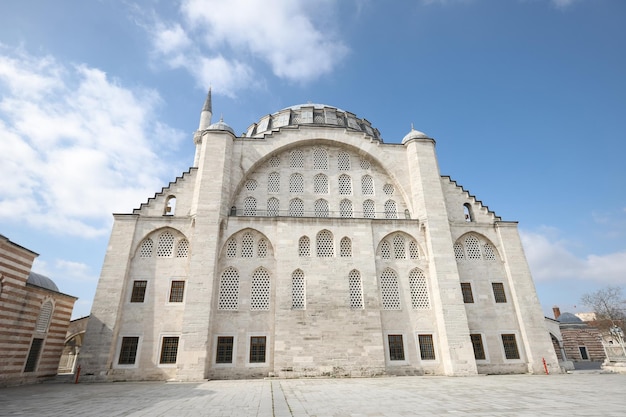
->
[79,92,559,381]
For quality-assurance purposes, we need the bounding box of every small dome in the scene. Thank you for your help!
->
[27,271,59,292]
[557,312,584,324]
[402,127,431,144]
[207,117,235,135]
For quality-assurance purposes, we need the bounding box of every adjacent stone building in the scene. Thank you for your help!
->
[79,93,559,381]
[0,234,77,386]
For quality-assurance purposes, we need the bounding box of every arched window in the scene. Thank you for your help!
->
[393,234,406,259]
[465,235,482,260]
[289,198,304,217]
[363,200,375,218]
[250,268,270,311]
[361,175,374,195]
[245,179,258,191]
[157,232,175,257]
[289,173,304,193]
[139,238,153,258]
[244,197,257,216]
[483,243,497,260]
[340,237,352,257]
[242,233,254,257]
[384,200,397,219]
[314,199,329,217]
[349,270,363,309]
[313,148,328,170]
[339,174,352,195]
[338,151,351,170]
[164,196,176,216]
[269,156,280,167]
[267,197,280,216]
[290,150,304,168]
[176,239,189,257]
[226,238,237,258]
[298,236,310,257]
[314,173,329,194]
[316,230,334,257]
[464,203,474,222]
[380,268,401,310]
[453,243,465,260]
[359,158,371,170]
[258,239,268,258]
[218,267,239,310]
[340,199,353,218]
[409,241,419,259]
[383,183,394,195]
[292,269,306,310]
[35,300,53,333]
[409,269,430,309]
[268,172,280,193]
[380,240,391,259]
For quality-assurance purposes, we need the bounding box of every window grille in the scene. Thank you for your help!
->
[384,200,397,219]
[298,236,311,257]
[349,270,363,309]
[267,198,280,216]
[363,199,375,218]
[169,281,185,302]
[409,241,419,259]
[130,281,147,303]
[118,337,139,365]
[418,334,436,360]
[157,232,175,257]
[24,338,44,372]
[359,159,371,170]
[218,268,239,310]
[340,237,352,257]
[159,337,179,364]
[314,174,329,194]
[380,269,401,310]
[268,172,280,193]
[290,150,304,168]
[501,334,520,359]
[289,198,304,217]
[453,243,465,260]
[470,334,486,360]
[289,173,304,193]
[380,241,391,259]
[465,235,482,259]
[483,243,497,260]
[361,175,374,195]
[139,238,153,258]
[242,233,254,257]
[216,336,234,363]
[340,199,353,218]
[338,151,351,170]
[313,148,328,170]
[35,301,53,333]
[338,174,352,195]
[292,269,306,309]
[316,230,334,257]
[176,239,189,257]
[461,282,474,303]
[250,269,270,311]
[492,282,507,303]
[250,336,267,363]
[383,183,394,195]
[245,179,257,191]
[388,335,405,361]
[243,197,257,216]
[409,269,430,309]
[315,199,329,217]
[226,238,237,258]
[257,239,268,258]
[393,234,406,259]
[269,156,280,167]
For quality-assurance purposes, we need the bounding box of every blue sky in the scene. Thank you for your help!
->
[1,0,624,319]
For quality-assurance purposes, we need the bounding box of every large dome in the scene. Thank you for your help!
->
[244,103,383,142]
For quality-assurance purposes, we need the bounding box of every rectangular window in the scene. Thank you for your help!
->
[24,338,44,372]
[418,334,436,360]
[461,282,474,303]
[169,280,185,303]
[388,334,405,361]
[159,337,179,364]
[130,280,147,302]
[501,334,520,359]
[216,336,234,364]
[249,336,266,363]
[118,337,139,365]
[470,334,486,360]
[492,282,507,303]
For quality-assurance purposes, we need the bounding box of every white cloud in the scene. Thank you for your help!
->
[0,46,185,237]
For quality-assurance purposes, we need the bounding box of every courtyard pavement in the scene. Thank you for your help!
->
[1,373,625,416]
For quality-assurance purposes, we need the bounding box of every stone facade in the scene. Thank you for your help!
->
[79,97,559,381]
[0,235,77,387]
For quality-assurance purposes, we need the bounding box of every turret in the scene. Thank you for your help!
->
[198,88,213,130]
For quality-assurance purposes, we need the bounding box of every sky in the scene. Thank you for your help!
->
[0,0,624,320]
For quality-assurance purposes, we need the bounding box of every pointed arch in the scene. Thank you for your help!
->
[291,269,306,310]
[218,267,239,310]
[379,268,401,310]
[164,195,176,216]
[250,268,270,311]
[316,229,334,257]
[348,270,363,309]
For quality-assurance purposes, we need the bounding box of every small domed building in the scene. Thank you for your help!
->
[79,93,558,380]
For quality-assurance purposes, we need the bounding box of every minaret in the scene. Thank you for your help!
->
[193,88,212,167]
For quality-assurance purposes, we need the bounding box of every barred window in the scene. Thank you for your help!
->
[157,232,175,257]
[492,282,507,303]
[314,199,329,217]
[289,198,304,217]
[159,337,179,364]
[250,336,267,363]
[242,233,254,257]
[348,270,363,309]
[250,269,270,311]
[118,337,139,365]
[289,173,304,193]
[363,199,375,218]
[409,241,419,259]
[169,280,185,303]
[384,200,397,219]
[340,199,353,218]
[388,335,404,361]
[130,281,147,303]
[409,269,430,309]
[502,334,520,359]
[393,234,406,259]
[268,172,280,193]
[267,197,280,216]
[243,197,257,216]
[35,301,53,333]
[258,239,268,258]
[314,173,329,194]
[316,230,334,257]
[461,282,474,303]
[298,236,311,257]
[361,175,374,195]
[218,268,239,310]
[313,148,328,170]
[465,235,482,260]
[216,336,234,363]
[176,239,189,257]
[290,150,304,168]
[338,151,351,170]
[418,334,436,360]
[139,238,153,258]
[226,238,237,258]
[340,237,352,257]
[483,243,497,260]
[292,269,306,310]
[471,334,486,360]
[339,174,352,195]
[380,268,401,310]
[453,243,465,260]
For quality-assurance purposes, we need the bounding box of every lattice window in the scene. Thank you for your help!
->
[313,148,328,170]
[242,233,254,257]
[169,281,185,302]
[118,337,139,365]
[381,241,391,259]
[453,243,465,260]
[250,336,266,363]
[314,173,329,194]
[139,238,153,258]
[384,200,397,219]
[258,239,268,258]
[245,179,257,191]
[409,241,419,259]
[314,199,329,217]
[383,183,394,195]
[298,236,310,257]
[409,269,430,309]
[340,199,353,218]
[339,174,352,195]
[501,334,520,359]
[268,172,280,193]
[360,159,371,170]
[218,267,239,310]
[465,235,482,260]
[216,336,233,363]
[483,243,497,260]
[269,156,280,167]
[363,200,375,218]
[361,175,374,195]
[316,230,334,257]
[349,270,363,309]
[388,334,405,361]
[35,301,53,333]
[267,197,279,216]
[289,173,304,193]
[244,197,257,216]
[157,232,175,257]
[292,269,305,310]
[160,336,179,364]
[393,234,406,259]
[176,239,189,258]
[226,238,237,258]
[418,334,436,360]
[250,268,270,311]
[338,151,351,170]
[290,150,304,168]
[340,237,352,257]
[130,281,147,303]
[380,269,401,310]
[289,198,304,217]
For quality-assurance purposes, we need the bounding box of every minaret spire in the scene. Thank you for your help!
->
[198,87,213,130]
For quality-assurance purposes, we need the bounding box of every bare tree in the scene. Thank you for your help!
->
[580,286,626,324]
